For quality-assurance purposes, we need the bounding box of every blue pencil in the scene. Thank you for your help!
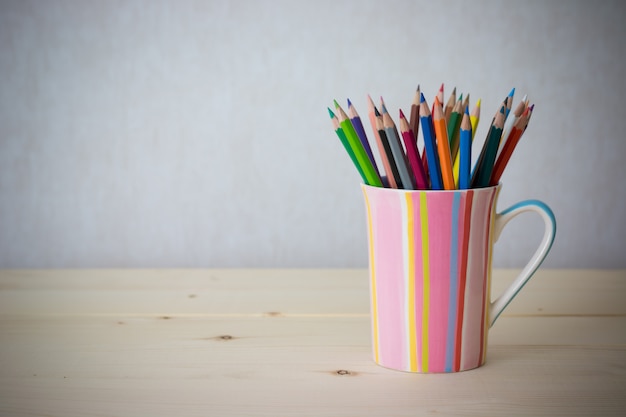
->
[419,93,442,190]
[458,106,472,190]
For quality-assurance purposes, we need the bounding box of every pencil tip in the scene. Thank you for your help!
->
[347,98,352,107]
[465,106,470,115]
[333,99,340,109]
[452,86,456,94]
[439,83,444,91]
[458,93,463,101]
[374,107,381,117]
[420,92,426,103]
[416,84,420,91]
[327,107,335,118]
[399,108,405,119]
[509,87,515,97]
[477,98,481,106]
[529,104,535,111]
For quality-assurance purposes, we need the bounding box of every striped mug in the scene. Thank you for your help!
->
[361,183,556,373]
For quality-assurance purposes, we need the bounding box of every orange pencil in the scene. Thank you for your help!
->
[432,96,455,189]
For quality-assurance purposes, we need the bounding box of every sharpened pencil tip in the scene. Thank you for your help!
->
[333,99,340,109]
[476,99,481,106]
[399,108,406,119]
[465,106,470,115]
[439,83,444,92]
[420,92,426,103]
[374,107,381,117]
[508,87,515,97]
[380,100,388,114]
[327,107,335,118]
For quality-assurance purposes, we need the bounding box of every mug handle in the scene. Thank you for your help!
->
[489,199,557,327]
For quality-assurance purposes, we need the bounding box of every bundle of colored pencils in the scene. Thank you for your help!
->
[328,84,534,190]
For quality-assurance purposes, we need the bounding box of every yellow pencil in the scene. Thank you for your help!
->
[470,99,481,140]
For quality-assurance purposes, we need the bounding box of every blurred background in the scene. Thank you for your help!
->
[1,0,625,269]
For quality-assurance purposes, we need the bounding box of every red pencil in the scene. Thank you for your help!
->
[399,109,428,189]
[489,105,533,185]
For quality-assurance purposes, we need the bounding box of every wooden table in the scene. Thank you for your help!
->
[1,269,625,416]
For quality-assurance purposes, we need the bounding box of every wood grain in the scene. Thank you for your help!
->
[1,269,625,416]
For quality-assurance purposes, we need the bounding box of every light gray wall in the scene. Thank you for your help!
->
[1,0,625,268]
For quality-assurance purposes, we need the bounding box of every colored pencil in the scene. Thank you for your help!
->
[471,105,505,188]
[367,95,397,188]
[375,107,403,189]
[469,98,481,140]
[334,102,383,187]
[444,86,457,123]
[433,83,444,115]
[447,96,463,162]
[505,87,515,119]
[432,96,455,190]
[497,94,527,163]
[409,85,421,142]
[453,97,479,187]
[489,104,533,185]
[462,93,470,114]
[381,98,415,189]
[329,108,367,183]
[347,98,380,178]
[399,109,428,189]
[470,93,508,182]
[419,94,442,190]
[458,106,472,189]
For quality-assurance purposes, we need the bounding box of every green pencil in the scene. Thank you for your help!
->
[329,108,367,183]
[334,101,383,187]
[447,95,463,163]
[471,106,505,188]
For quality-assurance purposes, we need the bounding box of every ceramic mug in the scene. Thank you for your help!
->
[361,183,556,373]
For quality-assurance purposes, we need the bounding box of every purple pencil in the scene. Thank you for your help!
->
[347,99,380,178]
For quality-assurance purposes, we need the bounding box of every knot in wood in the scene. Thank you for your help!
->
[336,369,351,376]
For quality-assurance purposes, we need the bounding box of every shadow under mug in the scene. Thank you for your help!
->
[361,183,556,373]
